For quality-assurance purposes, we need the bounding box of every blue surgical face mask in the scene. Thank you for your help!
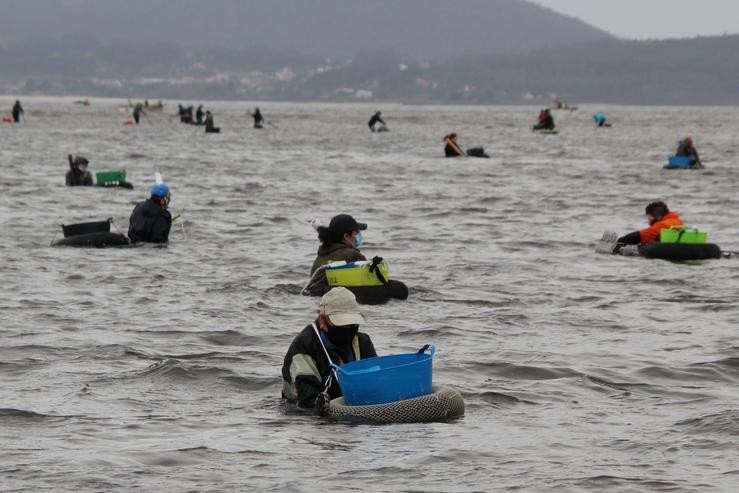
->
[354,232,364,249]
[77,166,88,173]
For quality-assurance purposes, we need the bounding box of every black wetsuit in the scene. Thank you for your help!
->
[676,140,701,167]
[205,115,220,133]
[368,112,385,131]
[534,114,555,130]
[128,198,172,243]
[253,110,264,128]
[133,104,144,124]
[196,106,204,125]
[12,102,23,123]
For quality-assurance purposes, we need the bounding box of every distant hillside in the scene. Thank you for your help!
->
[426,35,739,104]
[0,0,611,61]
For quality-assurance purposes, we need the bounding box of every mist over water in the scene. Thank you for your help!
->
[1,97,738,491]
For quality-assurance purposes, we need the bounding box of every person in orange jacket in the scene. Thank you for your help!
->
[617,201,683,246]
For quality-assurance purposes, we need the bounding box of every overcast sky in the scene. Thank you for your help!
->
[530,0,739,39]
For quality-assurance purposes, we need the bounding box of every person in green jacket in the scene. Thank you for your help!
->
[65,156,94,186]
[310,214,367,275]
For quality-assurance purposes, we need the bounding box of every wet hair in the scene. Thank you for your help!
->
[443,133,457,142]
[645,201,669,218]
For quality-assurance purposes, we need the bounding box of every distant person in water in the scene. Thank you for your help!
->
[368,111,386,132]
[133,103,146,124]
[616,201,683,248]
[65,156,94,186]
[128,183,172,244]
[675,136,703,169]
[195,105,204,125]
[178,104,193,124]
[443,132,465,157]
[252,108,264,128]
[204,111,220,133]
[594,112,607,127]
[533,109,555,130]
[12,100,23,123]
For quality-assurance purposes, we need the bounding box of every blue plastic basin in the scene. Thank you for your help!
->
[666,156,692,168]
[331,344,435,405]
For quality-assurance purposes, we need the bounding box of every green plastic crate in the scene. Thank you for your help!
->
[325,260,389,287]
[96,170,126,185]
[660,226,707,244]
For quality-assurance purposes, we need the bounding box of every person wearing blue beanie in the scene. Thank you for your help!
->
[127,182,173,243]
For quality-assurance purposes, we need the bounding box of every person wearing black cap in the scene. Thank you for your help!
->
[310,214,368,275]
[65,156,94,186]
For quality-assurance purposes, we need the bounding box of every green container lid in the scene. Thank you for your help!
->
[96,170,126,185]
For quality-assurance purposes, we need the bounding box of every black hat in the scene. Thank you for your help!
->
[73,156,89,166]
[328,214,367,236]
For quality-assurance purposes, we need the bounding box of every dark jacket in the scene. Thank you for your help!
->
[12,102,23,121]
[128,198,172,243]
[310,242,366,275]
[65,169,93,186]
[676,141,700,165]
[282,323,377,408]
[368,113,385,130]
[253,110,264,127]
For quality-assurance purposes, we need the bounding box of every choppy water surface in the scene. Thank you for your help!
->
[1,97,738,492]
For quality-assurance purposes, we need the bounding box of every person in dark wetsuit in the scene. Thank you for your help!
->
[133,103,146,124]
[12,100,24,123]
[675,136,703,169]
[368,111,385,132]
[128,183,172,243]
[252,108,264,128]
[533,109,555,130]
[204,111,220,133]
[195,105,204,125]
[65,156,94,186]
[443,133,465,157]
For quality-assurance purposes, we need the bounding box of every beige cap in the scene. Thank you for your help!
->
[319,287,367,326]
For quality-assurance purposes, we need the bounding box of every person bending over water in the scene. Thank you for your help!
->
[533,109,555,130]
[205,111,220,133]
[65,156,94,186]
[368,111,386,132]
[616,201,683,248]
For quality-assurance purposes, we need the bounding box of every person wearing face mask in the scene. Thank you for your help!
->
[127,183,173,244]
[310,214,368,276]
[616,201,683,248]
[282,287,377,410]
[65,155,94,186]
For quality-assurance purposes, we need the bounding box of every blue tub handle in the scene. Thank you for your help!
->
[329,362,343,375]
[416,344,435,357]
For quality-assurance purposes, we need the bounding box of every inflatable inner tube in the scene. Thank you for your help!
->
[328,385,464,423]
[640,242,721,261]
[52,232,130,248]
[345,280,409,304]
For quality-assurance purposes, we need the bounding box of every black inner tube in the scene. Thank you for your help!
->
[640,242,721,261]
